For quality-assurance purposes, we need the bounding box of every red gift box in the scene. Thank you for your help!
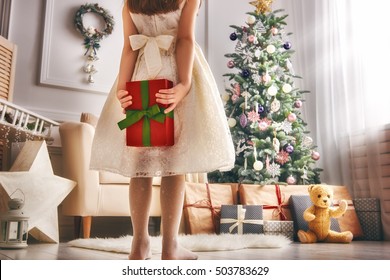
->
[117,79,174,147]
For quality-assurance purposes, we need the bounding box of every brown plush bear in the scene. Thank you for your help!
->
[298,185,353,243]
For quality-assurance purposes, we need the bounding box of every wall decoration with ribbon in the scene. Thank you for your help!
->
[74,3,114,83]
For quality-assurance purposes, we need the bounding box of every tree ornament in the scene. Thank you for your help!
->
[294,100,303,108]
[247,15,256,25]
[311,151,320,161]
[266,45,276,54]
[271,27,278,35]
[74,3,114,84]
[254,49,262,58]
[230,32,238,41]
[228,118,237,128]
[241,69,251,78]
[302,136,313,147]
[240,113,248,128]
[301,166,309,180]
[284,143,294,154]
[262,73,271,83]
[254,20,266,34]
[276,150,290,165]
[282,83,292,93]
[271,98,281,112]
[248,110,260,123]
[286,175,297,185]
[258,118,271,131]
[250,0,274,14]
[252,145,263,171]
[273,136,280,152]
[227,60,235,68]
[287,113,297,122]
[253,161,264,171]
[267,85,278,96]
[258,104,265,114]
[267,162,281,178]
[248,35,256,43]
[283,41,292,50]
[221,92,230,102]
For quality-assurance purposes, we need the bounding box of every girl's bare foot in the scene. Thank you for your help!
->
[161,240,198,260]
[128,236,152,260]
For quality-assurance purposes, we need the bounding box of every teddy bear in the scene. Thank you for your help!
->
[297,184,353,243]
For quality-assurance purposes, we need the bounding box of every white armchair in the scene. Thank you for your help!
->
[59,113,206,238]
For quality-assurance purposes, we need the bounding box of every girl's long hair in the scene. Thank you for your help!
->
[127,0,202,15]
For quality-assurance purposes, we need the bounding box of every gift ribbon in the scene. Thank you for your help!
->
[220,205,264,234]
[184,183,221,233]
[129,34,174,79]
[332,200,354,210]
[262,184,288,220]
[117,80,173,146]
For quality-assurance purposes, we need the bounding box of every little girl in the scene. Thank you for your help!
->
[90,0,235,260]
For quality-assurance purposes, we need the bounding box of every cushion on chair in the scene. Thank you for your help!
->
[80,112,99,128]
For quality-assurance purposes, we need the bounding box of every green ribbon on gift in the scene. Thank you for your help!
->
[117,80,173,146]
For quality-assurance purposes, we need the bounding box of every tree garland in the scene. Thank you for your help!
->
[74,3,115,83]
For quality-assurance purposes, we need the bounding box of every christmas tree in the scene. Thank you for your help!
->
[209,0,322,185]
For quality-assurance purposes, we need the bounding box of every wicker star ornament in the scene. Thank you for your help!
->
[250,0,273,14]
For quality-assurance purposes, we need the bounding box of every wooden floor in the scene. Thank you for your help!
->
[1,240,390,260]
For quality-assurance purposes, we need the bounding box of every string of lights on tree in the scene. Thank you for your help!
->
[208,0,322,185]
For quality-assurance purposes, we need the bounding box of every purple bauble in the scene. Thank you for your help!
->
[239,113,248,128]
[258,105,265,113]
[283,42,292,50]
[241,69,251,78]
[284,143,294,154]
[230,32,238,41]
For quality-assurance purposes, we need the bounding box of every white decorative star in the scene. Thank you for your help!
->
[0,140,75,243]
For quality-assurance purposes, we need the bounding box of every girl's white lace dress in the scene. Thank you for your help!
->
[90,3,235,177]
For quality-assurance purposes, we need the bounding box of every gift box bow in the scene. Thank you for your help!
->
[117,80,173,146]
[262,184,289,220]
[184,183,221,233]
[220,205,264,234]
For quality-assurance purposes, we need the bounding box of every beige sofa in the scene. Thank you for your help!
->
[59,113,206,238]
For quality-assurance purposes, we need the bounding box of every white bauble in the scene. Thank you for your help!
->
[253,161,264,171]
[266,45,276,54]
[267,85,278,96]
[228,118,237,128]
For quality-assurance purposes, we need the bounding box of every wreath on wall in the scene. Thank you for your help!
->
[74,3,115,83]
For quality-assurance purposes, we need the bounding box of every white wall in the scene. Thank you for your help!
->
[8,0,207,122]
[8,0,316,135]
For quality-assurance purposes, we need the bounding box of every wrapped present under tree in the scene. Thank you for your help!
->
[239,184,364,238]
[183,183,238,234]
[353,198,383,241]
[220,204,264,234]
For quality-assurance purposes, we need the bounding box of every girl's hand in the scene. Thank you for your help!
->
[117,89,132,114]
[156,83,190,114]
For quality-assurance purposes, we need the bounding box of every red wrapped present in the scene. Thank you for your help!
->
[117,79,174,147]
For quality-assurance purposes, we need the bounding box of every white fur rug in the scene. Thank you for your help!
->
[68,234,291,254]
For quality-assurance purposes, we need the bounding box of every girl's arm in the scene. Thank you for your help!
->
[156,0,200,114]
[117,2,139,112]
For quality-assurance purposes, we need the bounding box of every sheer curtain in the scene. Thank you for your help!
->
[283,0,390,239]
